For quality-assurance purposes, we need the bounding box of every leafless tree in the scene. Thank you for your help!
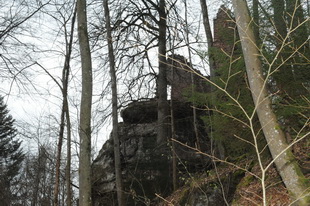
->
[232,0,309,205]
[77,0,93,204]
[103,0,125,205]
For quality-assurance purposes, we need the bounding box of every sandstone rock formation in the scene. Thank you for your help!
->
[92,100,211,205]
[92,6,244,205]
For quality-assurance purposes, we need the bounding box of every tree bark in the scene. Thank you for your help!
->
[200,0,216,77]
[232,1,310,205]
[53,5,76,206]
[272,0,287,42]
[103,1,125,205]
[65,97,72,206]
[169,56,177,191]
[200,0,226,159]
[157,0,168,144]
[53,96,65,206]
[77,0,93,205]
[253,0,260,44]
[185,0,200,150]
[65,5,76,206]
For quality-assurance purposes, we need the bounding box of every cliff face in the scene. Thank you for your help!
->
[92,5,309,205]
[92,100,212,205]
[91,98,246,205]
[91,7,244,205]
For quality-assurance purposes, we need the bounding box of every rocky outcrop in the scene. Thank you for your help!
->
[159,167,245,206]
[92,5,308,205]
[166,54,210,102]
[91,6,242,205]
[213,6,236,55]
[92,100,212,205]
[120,100,158,124]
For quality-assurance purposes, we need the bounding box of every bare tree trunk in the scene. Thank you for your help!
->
[53,5,76,206]
[272,0,287,42]
[200,0,216,77]
[157,0,168,145]
[65,5,77,206]
[32,148,43,206]
[200,0,226,159]
[170,99,178,191]
[253,0,260,44]
[77,0,93,205]
[65,97,72,206]
[103,1,125,205]
[232,1,310,205]
[169,23,178,191]
[53,100,65,206]
[169,56,177,190]
[184,0,200,150]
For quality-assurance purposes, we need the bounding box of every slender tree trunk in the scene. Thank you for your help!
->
[170,99,178,191]
[200,0,226,159]
[65,5,77,206]
[77,0,93,205]
[65,97,72,206]
[103,1,125,205]
[169,24,178,191]
[232,1,310,205]
[32,149,42,206]
[53,92,66,206]
[200,0,216,77]
[184,0,200,150]
[308,0,310,16]
[169,56,177,190]
[157,0,168,145]
[53,5,76,206]
[272,0,287,42]
[253,0,260,43]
